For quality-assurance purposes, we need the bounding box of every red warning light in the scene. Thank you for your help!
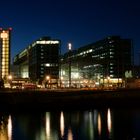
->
[9,27,12,30]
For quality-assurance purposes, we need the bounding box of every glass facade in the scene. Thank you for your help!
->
[13,37,60,85]
[61,36,133,88]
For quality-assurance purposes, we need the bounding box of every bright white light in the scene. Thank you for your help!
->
[72,72,79,79]
[46,112,50,137]
[45,63,50,67]
[60,112,65,138]
[36,40,59,44]
[8,115,12,140]
[68,43,72,50]
[107,108,112,134]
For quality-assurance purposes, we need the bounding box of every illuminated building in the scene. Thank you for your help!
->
[13,37,60,85]
[0,28,12,80]
[61,36,133,88]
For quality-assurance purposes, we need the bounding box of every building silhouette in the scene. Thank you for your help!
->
[61,36,133,88]
[13,37,60,86]
[13,35,133,88]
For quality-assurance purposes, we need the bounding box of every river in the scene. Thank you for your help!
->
[0,107,140,140]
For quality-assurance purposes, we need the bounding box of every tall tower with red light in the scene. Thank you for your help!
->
[0,28,12,80]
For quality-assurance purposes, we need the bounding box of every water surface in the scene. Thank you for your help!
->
[0,108,140,140]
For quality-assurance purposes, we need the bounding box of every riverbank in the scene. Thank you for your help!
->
[0,88,140,111]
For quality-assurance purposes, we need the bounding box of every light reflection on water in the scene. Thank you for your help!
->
[0,115,12,140]
[1,108,140,139]
[8,115,12,140]
[60,112,65,138]
[67,127,73,140]
[107,108,112,138]
[98,112,102,136]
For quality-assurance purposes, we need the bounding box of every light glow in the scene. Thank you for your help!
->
[8,75,12,80]
[107,108,112,134]
[68,128,73,140]
[68,43,72,50]
[0,32,8,39]
[45,112,50,137]
[46,76,50,80]
[60,112,65,138]
[98,113,101,135]
[8,115,12,140]
[1,30,10,79]
[45,63,50,67]
[36,40,59,44]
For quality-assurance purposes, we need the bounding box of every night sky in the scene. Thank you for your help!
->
[0,0,140,64]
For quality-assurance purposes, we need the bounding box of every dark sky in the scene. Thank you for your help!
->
[0,0,140,64]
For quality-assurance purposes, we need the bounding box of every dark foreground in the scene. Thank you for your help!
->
[0,88,140,111]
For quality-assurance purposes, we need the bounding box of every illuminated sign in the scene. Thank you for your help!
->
[36,40,59,44]
[0,32,8,39]
[68,43,72,50]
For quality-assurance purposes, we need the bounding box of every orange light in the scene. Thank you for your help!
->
[0,32,8,39]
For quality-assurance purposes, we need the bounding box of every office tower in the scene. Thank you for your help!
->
[61,36,133,88]
[13,37,60,85]
[0,28,11,80]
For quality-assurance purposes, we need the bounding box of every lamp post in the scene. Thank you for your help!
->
[68,43,72,88]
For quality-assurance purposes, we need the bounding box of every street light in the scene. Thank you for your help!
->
[46,75,50,80]
[68,43,72,88]
[46,75,50,88]
[107,76,110,88]
[8,75,12,80]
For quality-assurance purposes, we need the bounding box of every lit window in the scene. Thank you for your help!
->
[0,32,8,39]
[110,52,114,54]
[45,63,50,67]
